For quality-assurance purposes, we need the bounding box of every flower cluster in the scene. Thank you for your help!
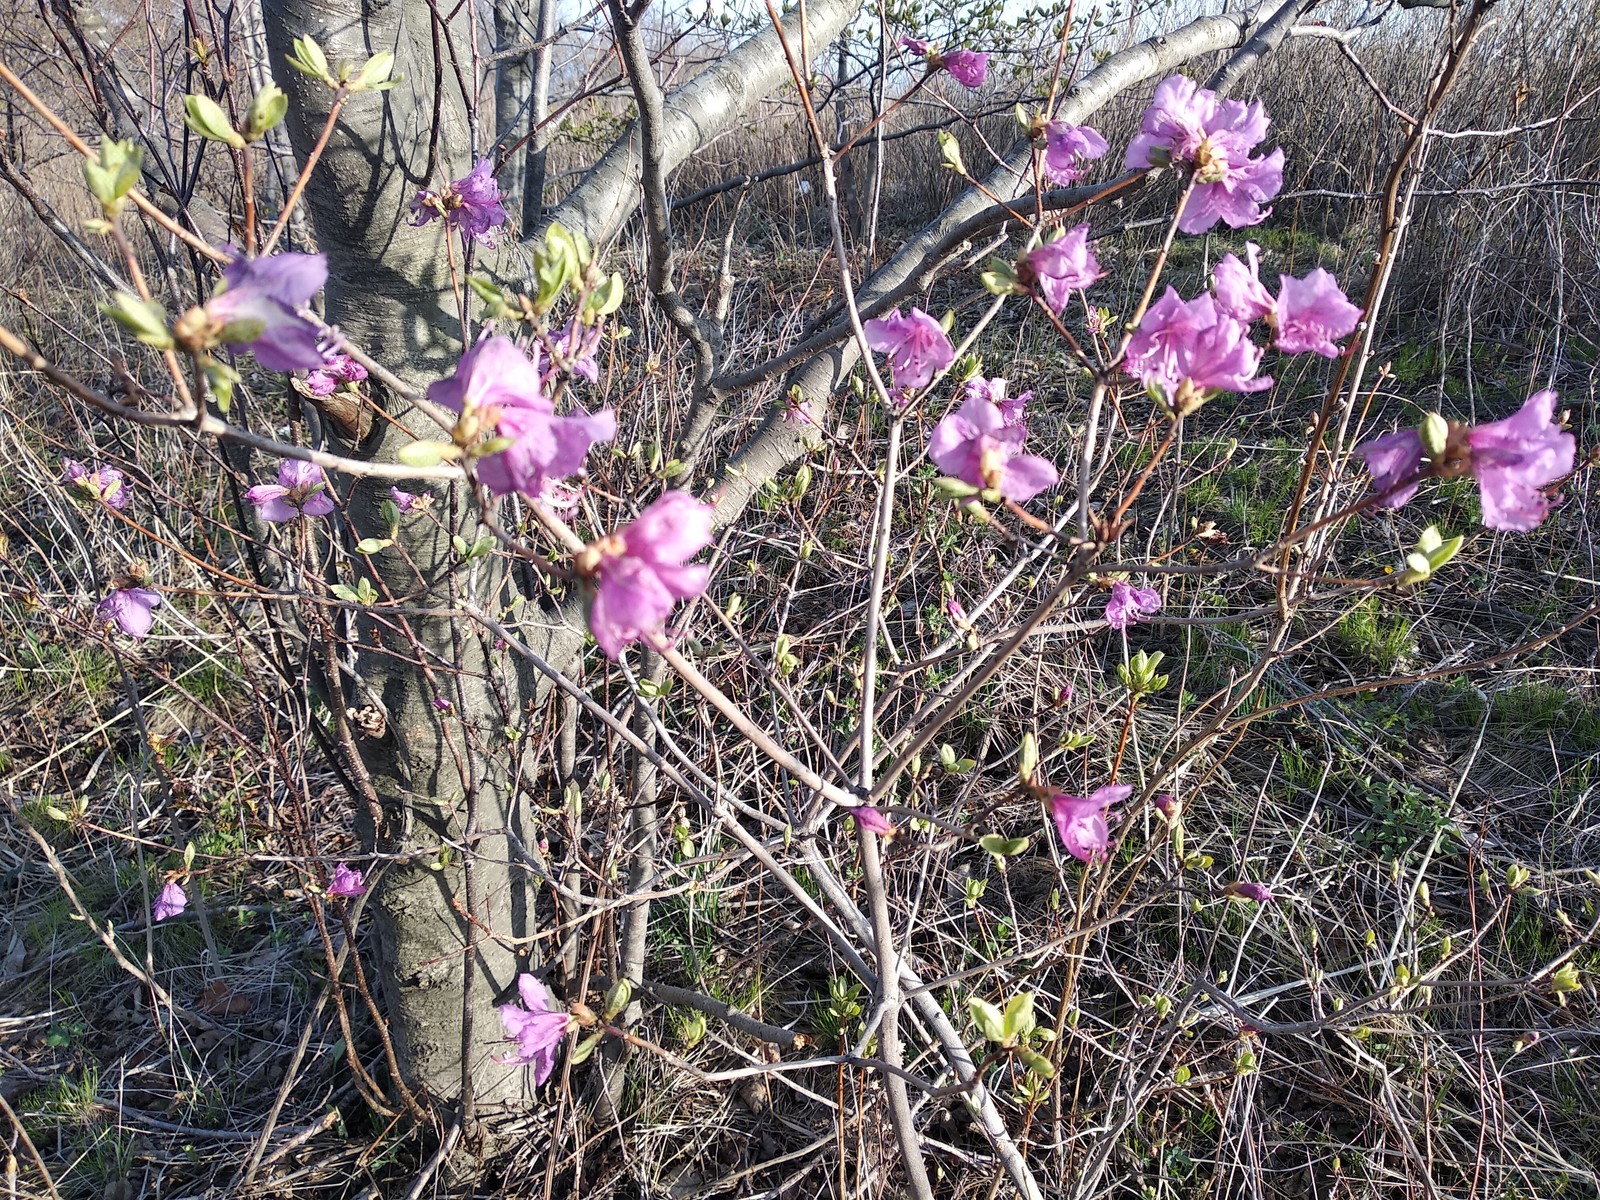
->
[577,491,715,659]
[498,974,570,1083]
[899,36,988,90]
[1125,75,1284,234]
[863,307,955,396]
[1124,288,1270,413]
[304,349,369,397]
[928,380,1058,503]
[246,459,336,522]
[1213,243,1362,358]
[428,335,616,501]
[1355,390,1575,531]
[411,158,509,246]
[63,459,130,509]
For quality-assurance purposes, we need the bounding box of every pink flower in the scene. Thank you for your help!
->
[1355,391,1575,531]
[63,459,130,509]
[1042,121,1109,186]
[946,598,970,626]
[204,252,328,372]
[153,880,187,922]
[863,307,954,392]
[1465,390,1575,531]
[585,491,714,659]
[551,320,603,383]
[1225,880,1275,903]
[304,350,368,397]
[1213,247,1361,358]
[899,35,934,56]
[963,376,1031,429]
[928,391,1059,503]
[1125,75,1284,235]
[246,459,336,522]
[1153,794,1179,821]
[98,587,163,637]
[389,487,420,513]
[1020,223,1103,314]
[1123,287,1269,411]
[497,974,569,1084]
[427,335,616,500]
[1050,784,1130,863]
[852,806,895,836]
[1104,580,1161,630]
[433,695,453,712]
[411,158,509,246]
[942,50,988,90]
[328,863,366,897]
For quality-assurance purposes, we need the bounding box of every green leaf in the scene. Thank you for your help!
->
[979,833,1029,859]
[329,583,361,604]
[968,996,1006,1044]
[355,537,393,554]
[287,35,332,83]
[351,50,397,91]
[243,85,288,141]
[396,439,457,467]
[103,294,173,350]
[567,1030,604,1066]
[937,129,967,175]
[1017,1045,1055,1079]
[83,139,144,214]
[183,94,245,148]
[1002,992,1036,1041]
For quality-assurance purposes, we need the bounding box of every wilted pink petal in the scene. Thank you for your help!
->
[1050,784,1131,863]
[586,492,715,659]
[1104,580,1161,630]
[389,487,420,512]
[863,307,954,392]
[153,880,188,922]
[1225,881,1275,903]
[328,863,366,897]
[1154,794,1179,821]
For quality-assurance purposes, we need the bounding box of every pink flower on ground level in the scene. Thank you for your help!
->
[498,974,570,1084]
[1125,75,1284,235]
[203,252,329,372]
[427,335,616,501]
[63,459,130,509]
[583,491,715,659]
[1104,580,1161,630]
[863,307,955,393]
[328,863,366,897]
[153,880,188,922]
[1050,784,1131,863]
[928,391,1059,503]
[1355,391,1575,532]
[1042,121,1110,186]
[1213,246,1362,358]
[1123,287,1269,412]
[246,459,336,522]
[1225,881,1275,903]
[411,158,509,246]
[852,806,895,836]
[98,587,163,637]
[1020,223,1103,314]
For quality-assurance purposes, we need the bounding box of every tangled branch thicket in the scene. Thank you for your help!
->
[1,0,1598,1196]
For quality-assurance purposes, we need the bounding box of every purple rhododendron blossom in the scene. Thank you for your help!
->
[1353,428,1425,509]
[551,320,604,383]
[427,335,616,500]
[1042,121,1110,186]
[963,376,1031,429]
[206,252,328,372]
[852,806,895,836]
[942,49,988,89]
[1124,287,1269,410]
[389,487,420,512]
[862,307,954,392]
[1021,223,1103,314]
[304,350,368,398]
[587,491,714,659]
[1226,881,1275,903]
[1125,75,1284,234]
[1154,794,1179,822]
[1215,249,1361,358]
[98,587,163,637]
[1355,391,1575,531]
[63,459,130,509]
[928,391,1059,502]
[1050,784,1131,863]
[899,35,933,56]
[411,158,509,246]
[497,974,569,1083]
[1104,580,1162,630]
[153,880,187,922]
[246,459,336,522]
[328,863,366,897]
[1465,390,1575,531]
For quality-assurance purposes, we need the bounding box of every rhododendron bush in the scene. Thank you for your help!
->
[2,0,1595,1195]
